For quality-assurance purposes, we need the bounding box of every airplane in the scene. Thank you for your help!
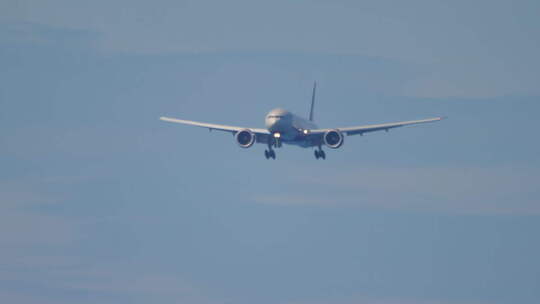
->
[160,82,444,160]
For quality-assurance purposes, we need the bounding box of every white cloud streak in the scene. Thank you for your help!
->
[1,0,539,98]
[283,297,493,304]
[254,165,540,215]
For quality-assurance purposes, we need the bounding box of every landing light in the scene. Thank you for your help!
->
[273,132,281,138]
[303,129,309,135]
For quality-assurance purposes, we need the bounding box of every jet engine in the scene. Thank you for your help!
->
[323,130,344,149]
[235,129,256,148]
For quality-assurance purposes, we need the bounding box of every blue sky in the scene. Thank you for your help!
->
[1,1,539,303]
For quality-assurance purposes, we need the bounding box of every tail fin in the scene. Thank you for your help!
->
[309,81,317,121]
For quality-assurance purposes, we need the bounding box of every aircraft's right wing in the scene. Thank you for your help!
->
[159,116,272,143]
[309,117,445,136]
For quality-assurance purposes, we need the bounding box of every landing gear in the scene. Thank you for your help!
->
[314,147,326,160]
[265,149,276,160]
[265,140,277,159]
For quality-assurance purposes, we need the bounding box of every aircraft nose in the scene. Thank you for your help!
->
[267,117,282,131]
[266,116,278,126]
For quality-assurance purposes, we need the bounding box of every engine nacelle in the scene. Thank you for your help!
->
[235,129,256,148]
[323,129,344,149]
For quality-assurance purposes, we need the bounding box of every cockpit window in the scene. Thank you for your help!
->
[268,115,284,119]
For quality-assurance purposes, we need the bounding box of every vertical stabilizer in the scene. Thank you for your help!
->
[309,81,317,121]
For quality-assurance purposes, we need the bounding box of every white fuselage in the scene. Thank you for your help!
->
[264,108,318,147]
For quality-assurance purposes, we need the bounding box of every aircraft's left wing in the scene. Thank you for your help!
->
[309,117,444,136]
[159,116,271,141]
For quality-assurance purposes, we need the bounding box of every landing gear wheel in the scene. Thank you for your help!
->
[264,150,270,159]
[269,150,276,159]
[314,149,325,159]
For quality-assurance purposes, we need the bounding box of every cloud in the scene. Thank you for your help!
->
[284,298,493,304]
[2,0,539,98]
[284,298,490,304]
[0,179,76,248]
[0,22,99,49]
[0,179,217,303]
[254,165,540,215]
[0,262,219,304]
